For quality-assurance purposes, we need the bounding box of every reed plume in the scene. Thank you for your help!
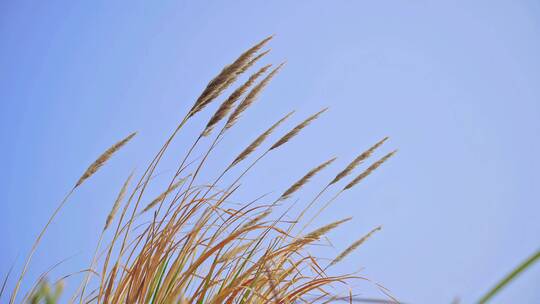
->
[75,132,137,188]
[343,150,397,191]
[329,137,388,185]
[302,151,396,233]
[269,108,328,151]
[329,226,382,267]
[279,157,336,201]
[189,36,273,117]
[203,64,273,137]
[141,176,189,213]
[225,63,285,130]
[229,111,294,168]
[241,209,273,230]
[104,172,133,230]
[207,49,271,105]
[217,241,254,263]
[301,217,352,242]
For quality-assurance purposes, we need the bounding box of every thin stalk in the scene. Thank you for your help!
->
[10,188,75,304]
[75,231,105,304]
[299,190,343,234]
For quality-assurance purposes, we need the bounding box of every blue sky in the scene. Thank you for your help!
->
[1,1,539,303]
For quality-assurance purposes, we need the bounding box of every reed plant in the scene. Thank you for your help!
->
[3,36,398,304]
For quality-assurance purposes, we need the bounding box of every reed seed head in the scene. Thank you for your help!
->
[302,217,352,242]
[104,172,134,230]
[279,157,337,201]
[142,176,189,213]
[217,241,254,263]
[241,209,272,230]
[225,63,285,130]
[329,226,382,266]
[229,111,294,168]
[202,64,273,137]
[343,150,397,191]
[201,50,271,115]
[75,132,136,188]
[190,36,273,117]
[269,108,327,151]
[329,137,389,185]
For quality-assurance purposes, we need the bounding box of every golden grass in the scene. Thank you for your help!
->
[6,37,397,304]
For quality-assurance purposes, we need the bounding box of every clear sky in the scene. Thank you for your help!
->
[1,1,539,303]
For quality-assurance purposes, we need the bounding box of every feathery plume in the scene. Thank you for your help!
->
[269,108,328,151]
[225,63,285,130]
[343,150,397,191]
[104,172,134,230]
[75,132,136,188]
[241,209,272,230]
[214,49,271,97]
[142,176,189,213]
[329,137,389,185]
[190,36,273,117]
[229,111,294,168]
[202,64,272,137]
[217,241,254,263]
[329,226,382,266]
[201,49,272,134]
[230,49,271,84]
[279,157,337,200]
[302,217,352,242]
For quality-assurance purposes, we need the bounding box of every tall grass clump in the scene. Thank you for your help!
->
[4,36,397,304]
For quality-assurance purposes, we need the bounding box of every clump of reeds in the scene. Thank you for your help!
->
[3,36,397,304]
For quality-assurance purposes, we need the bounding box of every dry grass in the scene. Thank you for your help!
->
[4,37,397,304]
